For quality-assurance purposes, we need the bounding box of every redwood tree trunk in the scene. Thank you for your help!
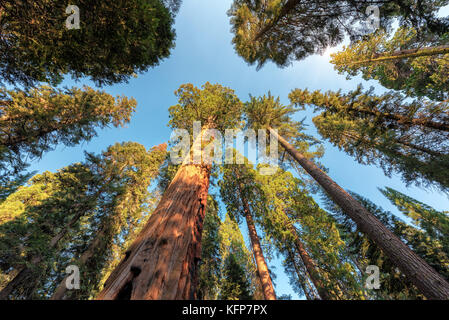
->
[269,127,449,300]
[97,162,210,300]
[238,188,276,300]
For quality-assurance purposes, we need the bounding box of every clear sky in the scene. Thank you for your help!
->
[27,1,449,299]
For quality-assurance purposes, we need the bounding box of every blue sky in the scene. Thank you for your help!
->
[27,1,449,299]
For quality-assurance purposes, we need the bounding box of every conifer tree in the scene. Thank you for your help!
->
[0,85,136,188]
[381,187,449,256]
[50,143,166,300]
[0,164,98,299]
[324,191,449,299]
[218,213,256,300]
[219,162,276,300]
[256,166,364,299]
[228,0,448,69]
[196,195,222,300]
[98,83,243,300]
[244,93,449,299]
[0,0,176,87]
[220,253,253,300]
[0,142,166,300]
[331,27,449,100]
[289,86,449,191]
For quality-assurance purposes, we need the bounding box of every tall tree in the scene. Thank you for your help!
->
[97,83,243,300]
[0,85,136,188]
[244,93,449,299]
[228,0,448,69]
[331,27,449,101]
[381,187,449,256]
[0,142,166,300]
[220,253,254,300]
[324,190,449,299]
[218,213,256,300]
[50,142,166,300]
[289,86,449,191]
[0,164,98,299]
[219,162,276,300]
[196,195,222,300]
[256,166,364,299]
[0,0,176,87]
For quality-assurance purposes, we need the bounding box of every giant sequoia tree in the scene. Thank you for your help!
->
[97,83,243,300]
[289,86,449,192]
[0,85,136,190]
[228,0,448,68]
[0,142,165,299]
[244,93,449,299]
[331,27,449,101]
[0,0,176,87]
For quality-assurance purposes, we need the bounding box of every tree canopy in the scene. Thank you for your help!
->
[0,0,176,87]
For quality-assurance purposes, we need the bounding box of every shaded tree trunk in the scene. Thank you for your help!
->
[286,247,317,300]
[238,184,276,300]
[97,131,211,300]
[269,126,449,300]
[288,224,331,300]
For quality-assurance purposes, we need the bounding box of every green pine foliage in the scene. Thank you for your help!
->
[0,85,136,190]
[331,27,449,101]
[228,0,448,69]
[323,190,449,300]
[290,86,449,192]
[0,142,166,299]
[0,0,176,87]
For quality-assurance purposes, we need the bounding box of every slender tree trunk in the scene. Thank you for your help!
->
[97,130,211,300]
[348,45,449,66]
[286,247,317,300]
[269,127,449,300]
[237,184,276,300]
[287,224,331,300]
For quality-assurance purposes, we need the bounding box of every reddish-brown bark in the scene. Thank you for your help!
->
[237,183,276,300]
[97,130,212,300]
